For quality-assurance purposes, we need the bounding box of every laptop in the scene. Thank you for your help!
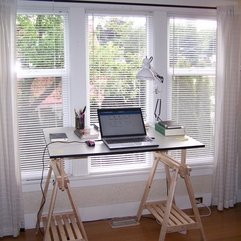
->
[97,107,159,150]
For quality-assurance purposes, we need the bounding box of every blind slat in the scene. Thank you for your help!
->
[168,17,216,160]
[16,13,70,178]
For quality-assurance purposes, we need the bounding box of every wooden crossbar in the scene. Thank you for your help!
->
[42,212,84,241]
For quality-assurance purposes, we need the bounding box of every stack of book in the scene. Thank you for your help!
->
[155,120,185,136]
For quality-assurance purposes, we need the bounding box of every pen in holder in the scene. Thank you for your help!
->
[75,107,86,129]
[75,114,85,129]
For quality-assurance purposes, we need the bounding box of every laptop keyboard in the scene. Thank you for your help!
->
[106,137,151,144]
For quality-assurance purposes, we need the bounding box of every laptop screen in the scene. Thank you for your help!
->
[97,108,147,138]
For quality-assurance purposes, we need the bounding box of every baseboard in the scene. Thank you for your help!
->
[24,202,139,229]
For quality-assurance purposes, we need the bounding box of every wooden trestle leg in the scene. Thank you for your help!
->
[137,150,207,241]
[36,158,88,241]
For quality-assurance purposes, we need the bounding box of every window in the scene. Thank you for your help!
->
[16,12,70,178]
[16,5,217,180]
[87,13,153,173]
[168,17,216,162]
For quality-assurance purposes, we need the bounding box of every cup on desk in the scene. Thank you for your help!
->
[75,114,85,129]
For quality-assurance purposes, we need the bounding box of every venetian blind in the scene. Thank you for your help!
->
[16,12,70,179]
[87,13,153,173]
[168,17,216,161]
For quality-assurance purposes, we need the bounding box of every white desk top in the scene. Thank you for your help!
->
[43,127,204,159]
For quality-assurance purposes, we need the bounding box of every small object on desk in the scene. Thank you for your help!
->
[155,123,185,136]
[75,115,85,129]
[85,140,95,147]
[74,127,99,140]
[175,135,189,141]
[49,133,68,142]
[93,123,99,131]
[74,106,86,129]
[145,122,150,129]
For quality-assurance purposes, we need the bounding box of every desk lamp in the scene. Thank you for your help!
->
[136,56,164,121]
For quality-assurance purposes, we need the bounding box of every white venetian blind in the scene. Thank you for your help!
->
[16,12,70,178]
[87,12,153,173]
[168,17,216,161]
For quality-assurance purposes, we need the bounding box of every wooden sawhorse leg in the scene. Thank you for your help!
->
[36,158,88,241]
[137,150,206,241]
[36,165,53,234]
[137,157,159,222]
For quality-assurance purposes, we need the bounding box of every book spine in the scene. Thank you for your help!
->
[155,123,185,136]
[158,122,168,129]
[158,121,183,129]
[155,123,166,135]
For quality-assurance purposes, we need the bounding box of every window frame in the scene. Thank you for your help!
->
[86,11,155,174]
[16,2,217,187]
[16,9,71,180]
[166,15,216,165]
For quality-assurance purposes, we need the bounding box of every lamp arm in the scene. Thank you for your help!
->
[151,68,164,83]
[155,73,164,83]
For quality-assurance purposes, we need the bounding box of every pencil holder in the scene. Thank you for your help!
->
[75,114,85,129]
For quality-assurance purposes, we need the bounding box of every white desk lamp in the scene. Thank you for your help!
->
[136,56,164,121]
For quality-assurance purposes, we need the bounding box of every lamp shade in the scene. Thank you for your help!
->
[136,56,155,81]
[136,56,163,83]
[136,67,156,81]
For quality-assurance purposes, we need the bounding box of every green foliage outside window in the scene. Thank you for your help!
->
[16,14,64,69]
[88,16,148,118]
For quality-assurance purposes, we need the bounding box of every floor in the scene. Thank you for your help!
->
[1,204,241,241]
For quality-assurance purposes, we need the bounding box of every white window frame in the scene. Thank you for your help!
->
[166,15,216,166]
[17,2,216,189]
[16,8,71,180]
[86,11,155,175]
